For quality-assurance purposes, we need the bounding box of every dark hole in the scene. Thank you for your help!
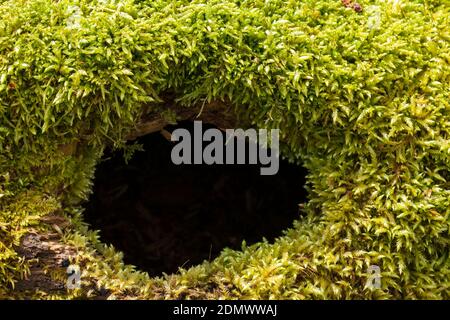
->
[83,121,308,276]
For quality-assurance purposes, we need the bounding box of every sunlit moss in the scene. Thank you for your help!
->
[0,0,449,299]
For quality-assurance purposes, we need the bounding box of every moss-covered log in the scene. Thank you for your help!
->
[0,0,449,299]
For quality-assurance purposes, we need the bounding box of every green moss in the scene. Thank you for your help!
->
[0,0,449,299]
[0,191,59,294]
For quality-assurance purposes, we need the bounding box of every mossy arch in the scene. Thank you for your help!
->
[0,0,449,299]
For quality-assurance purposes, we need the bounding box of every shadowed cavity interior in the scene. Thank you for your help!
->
[83,121,308,276]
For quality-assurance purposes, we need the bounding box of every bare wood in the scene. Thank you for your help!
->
[126,99,238,141]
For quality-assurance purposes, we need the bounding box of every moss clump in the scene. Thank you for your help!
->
[0,0,449,299]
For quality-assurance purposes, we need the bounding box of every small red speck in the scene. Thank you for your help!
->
[8,82,16,90]
[342,0,353,8]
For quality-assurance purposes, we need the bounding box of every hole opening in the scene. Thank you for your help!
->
[83,121,308,276]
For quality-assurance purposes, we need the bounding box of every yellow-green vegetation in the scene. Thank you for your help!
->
[0,0,449,299]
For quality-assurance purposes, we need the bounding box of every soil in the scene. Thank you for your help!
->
[14,214,76,295]
[83,121,308,276]
[13,213,112,299]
